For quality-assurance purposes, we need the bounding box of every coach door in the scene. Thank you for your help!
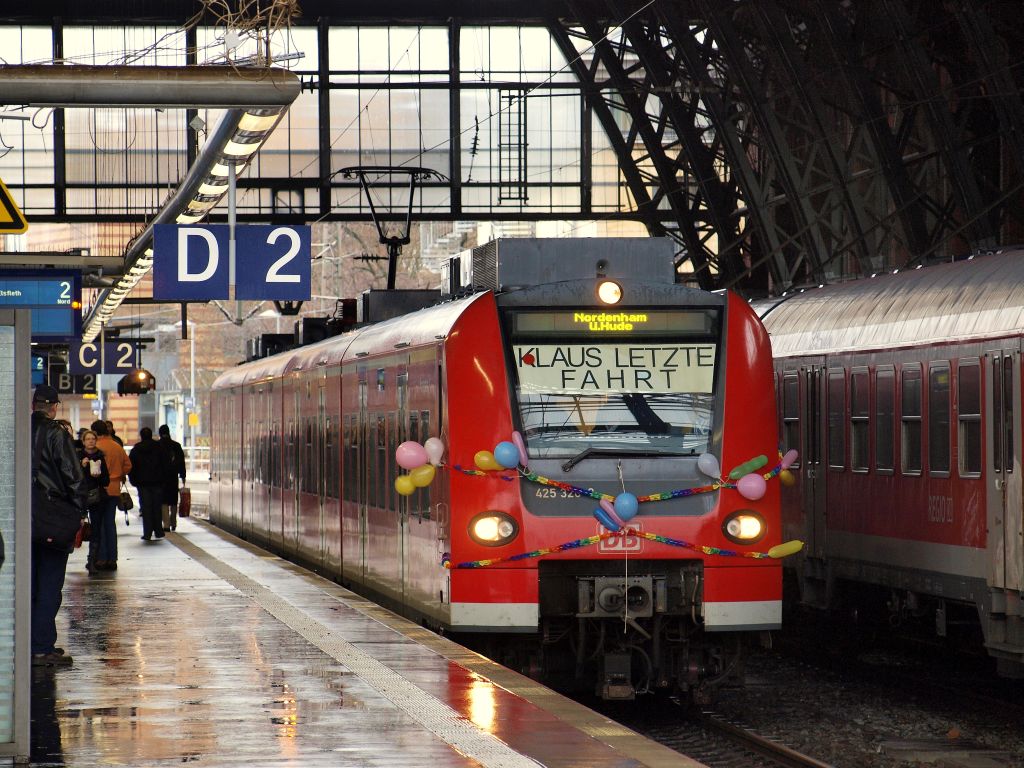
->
[802,360,828,560]
[986,347,1023,592]
[357,378,369,580]
[397,369,409,602]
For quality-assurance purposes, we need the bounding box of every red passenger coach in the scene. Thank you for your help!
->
[210,238,796,699]
[759,250,1024,677]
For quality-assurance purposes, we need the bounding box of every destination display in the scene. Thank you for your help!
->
[514,343,716,394]
[513,309,717,337]
[0,272,81,340]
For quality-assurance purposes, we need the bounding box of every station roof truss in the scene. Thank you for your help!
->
[0,0,1019,302]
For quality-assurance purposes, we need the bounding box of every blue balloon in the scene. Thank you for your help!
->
[593,507,622,532]
[614,492,639,521]
[493,441,520,469]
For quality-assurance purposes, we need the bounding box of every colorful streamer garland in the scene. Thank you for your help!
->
[452,455,786,504]
[442,530,803,569]
[437,451,801,568]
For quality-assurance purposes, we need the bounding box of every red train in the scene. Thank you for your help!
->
[210,238,795,699]
[759,250,1024,677]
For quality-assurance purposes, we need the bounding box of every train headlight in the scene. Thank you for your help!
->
[469,512,519,547]
[597,280,622,305]
[723,511,766,544]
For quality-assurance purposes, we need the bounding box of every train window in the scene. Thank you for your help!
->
[901,366,922,475]
[928,364,950,475]
[377,414,387,509]
[850,370,869,472]
[875,368,895,472]
[285,420,295,490]
[507,310,719,459]
[386,413,397,511]
[958,363,981,477]
[827,370,846,470]
[303,420,312,493]
[1004,357,1015,473]
[782,375,799,465]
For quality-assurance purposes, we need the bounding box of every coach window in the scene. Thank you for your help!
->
[901,365,922,475]
[782,374,800,464]
[928,364,951,475]
[827,369,846,470]
[850,369,869,472]
[996,356,1015,473]
[958,362,981,476]
[875,367,895,472]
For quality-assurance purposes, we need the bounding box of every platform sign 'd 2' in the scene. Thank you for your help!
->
[152,224,311,301]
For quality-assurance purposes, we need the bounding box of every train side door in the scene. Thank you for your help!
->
[397,370,409,602]
[802,359,828,560]
[986,347,1023,592]
[317,380,327,570]
[357,378,369,580]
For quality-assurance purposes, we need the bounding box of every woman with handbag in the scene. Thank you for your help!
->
[90,420,131,571]
[77,430,109,575]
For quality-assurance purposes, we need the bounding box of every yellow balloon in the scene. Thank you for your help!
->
[474,450,501,471]
[410,464,436,488]
[394,475,416,496]
[779,469,796,487]
[767,540,804,559]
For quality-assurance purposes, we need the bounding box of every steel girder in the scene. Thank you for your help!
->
[951,3,1024,242]
[550,0,1021,290]
[557,4,719,288]
[547,24,670,242]
[746,3,876,280]
[879,0,995,253]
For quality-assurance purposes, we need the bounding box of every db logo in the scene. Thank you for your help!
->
[598,523,643,553]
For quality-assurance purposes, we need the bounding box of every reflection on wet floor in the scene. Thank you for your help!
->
[30,669,62,767]
[10,514,675,768]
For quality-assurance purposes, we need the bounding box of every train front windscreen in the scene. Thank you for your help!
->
[508,308,720,460]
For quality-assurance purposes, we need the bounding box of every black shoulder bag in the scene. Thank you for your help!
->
[31,424,84,550]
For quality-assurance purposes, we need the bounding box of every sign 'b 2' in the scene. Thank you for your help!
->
[152,224,311,301]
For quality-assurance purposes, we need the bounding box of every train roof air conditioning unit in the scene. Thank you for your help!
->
[442,237,677,297]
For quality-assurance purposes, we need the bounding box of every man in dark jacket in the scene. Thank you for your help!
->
[30,384,86,667]
[157,425,186,532]
[128,427,167,541]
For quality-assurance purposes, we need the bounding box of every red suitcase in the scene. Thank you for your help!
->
[179,486,191,518]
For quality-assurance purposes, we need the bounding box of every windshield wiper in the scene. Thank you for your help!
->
[561,448,693,473]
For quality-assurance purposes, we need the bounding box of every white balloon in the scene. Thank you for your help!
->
[424,436,446,466]
[697,452,721,478]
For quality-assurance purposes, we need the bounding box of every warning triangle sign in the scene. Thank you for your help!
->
[0,178,27,234]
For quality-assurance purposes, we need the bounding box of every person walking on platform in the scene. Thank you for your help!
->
[128,427,167,540]
[105,420,124,447]
[91,420,130,570]
[30,384,87,667]
[157,425,186,532]
[77,430,109,575]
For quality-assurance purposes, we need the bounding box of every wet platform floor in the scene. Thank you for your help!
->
[23,515,703,767]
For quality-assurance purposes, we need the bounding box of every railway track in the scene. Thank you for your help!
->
[696,711,836,768]
[596,693,835,768]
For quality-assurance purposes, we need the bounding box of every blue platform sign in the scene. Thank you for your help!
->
[0,271,81,341]
[153,224,230,301]
[68,340,140,374]
[31,353,46,386]
[152,224,310,301]
[235,225,311,301]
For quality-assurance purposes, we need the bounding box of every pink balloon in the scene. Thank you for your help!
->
[599,498,626,528]
[395,441,427,470]
[511,431,529,468]
[736,473,767,501]
[781,449,799,470]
